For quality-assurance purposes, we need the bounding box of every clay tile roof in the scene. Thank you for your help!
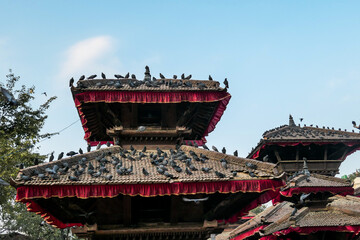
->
[72,79,225,92]
[229,195,360,239]
[228,202,294,239]
[14,145,280,186]
[284,173,352,189]
[248,119,360,159]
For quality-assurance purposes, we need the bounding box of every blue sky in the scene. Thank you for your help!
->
[1,1,360,176]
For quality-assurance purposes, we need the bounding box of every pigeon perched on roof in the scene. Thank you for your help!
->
[209,75,213,81]
[181,73,185,80]
[233,150,238,157]
[101,72,106,79]
[131,74,136,79]
[58,152,64,160]
[49,152,54,162]
[223,78,229,88]
[79,75,85,80]
[185,74,192,80]
[159,73,165,79]
[222,147,226,154]
[352,121,360,130]
[87,75,97,79]
[66,151,78,157]
[212,146,219,152]
[124,72,130,78]
[96,143,101,150]
[69,78,74,87]
[114,74,124,79]
[87,144,91,153]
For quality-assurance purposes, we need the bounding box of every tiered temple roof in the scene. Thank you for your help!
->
[229,195,360,240]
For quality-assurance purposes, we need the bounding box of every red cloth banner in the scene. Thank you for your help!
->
[16,180,283,201]
[280,187,354,198]
[73,91,231,146]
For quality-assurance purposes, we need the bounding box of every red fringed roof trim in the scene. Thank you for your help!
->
[74,91,231,146]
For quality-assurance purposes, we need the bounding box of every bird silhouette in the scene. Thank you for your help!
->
[101,72,106,79]
[96,142,101,150]
[49,152,54,162]
[185,74,192,80]
[79,148,83,155]
[212,146,219,152]
[209,75,213,81]
[173,75,177,79]
[69,78,74,87]
[66,151,78,157]
[87,144,91,152]
[352,121,360,130]
[159,73,165,79]
[215,171,226,178]
[131,74,136,79]
[181,73,185,80]
[222,147,226,154]
[124,72,130,78]
[142,168,149,176]
[41,92,47,96]
[233,150,238,157]
[87,75,97,79]
[79,75,85,80]
[223,78,229,88]
[58,152,64,160]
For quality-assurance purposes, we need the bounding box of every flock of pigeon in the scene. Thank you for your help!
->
[69,66,229,90]
[17,143,260,183]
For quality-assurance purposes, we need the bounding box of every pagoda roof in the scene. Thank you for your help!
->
[14,146,281,187]
[277,173,354,202]
[248,116,360,159]
[229,195,360,239]
[70,73,231,146]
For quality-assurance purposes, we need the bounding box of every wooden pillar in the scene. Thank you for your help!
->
[123,195,132,226]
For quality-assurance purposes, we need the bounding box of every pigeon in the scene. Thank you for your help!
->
[299,193,311,204]
[263,155,269,162]
[130,74,136,79]
[79,75,85,80]
[222,147,226,154]
[246,162,257,170]
[209,75,213,81]
[352,121,360,130]
[49,152,54,162]
[182,197,209,204]
[41,92,47,96]
[87,75,97,79]
[142,146,147,152]
[20,174,32,181]
[248,171,256,177]
[58,152,64,160]
[69,78,74,87]
[203,144,209,150]
[66,151,78,157]
[96,142,101,150]
[185,74,192,80]
[69,176,79,181]
[114,74,124,79]
[212,146,219,152]
[124,72,130,78]
[201,167,212,173]
[137,126,146,132]
[223,78,229,88]
[173,75,177,79]
[87,144,91,152]
[185,168,193,175]
[215,171,226,178]
[0,178,9,186]
[159,73,165,79]
[142,168,149,176]
[79,148,83,155]
[233,150,238,157]
[106,141,111,147]
[104,174,113,181]
[181,73,185,80]
[114,82,123,88]
[101,72,106,79]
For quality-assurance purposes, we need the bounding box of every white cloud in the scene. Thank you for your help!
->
[58,36,121,80]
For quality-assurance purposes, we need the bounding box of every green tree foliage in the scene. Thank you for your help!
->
[341,169,360,183]
[0,70,75,239]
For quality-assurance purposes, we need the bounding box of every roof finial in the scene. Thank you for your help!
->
[144,65,151,81]
[289,114,296,127]
[303,157,310,176]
